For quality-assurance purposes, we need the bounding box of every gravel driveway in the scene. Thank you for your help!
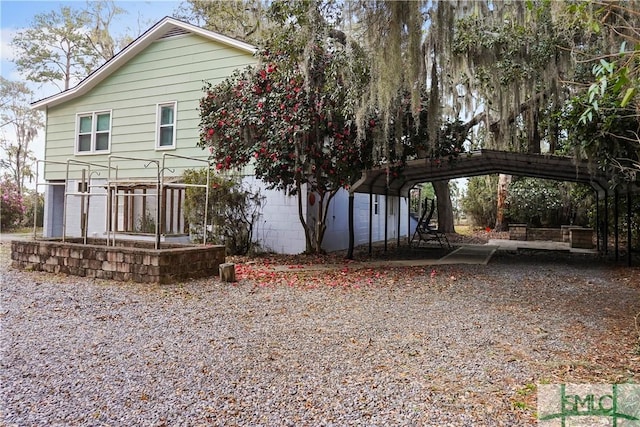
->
[1,245,638,426]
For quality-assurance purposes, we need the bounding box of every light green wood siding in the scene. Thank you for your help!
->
[44,33,255,180]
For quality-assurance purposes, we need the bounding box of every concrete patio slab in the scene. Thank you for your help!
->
[435,245,498,265]
[487,239,598,254]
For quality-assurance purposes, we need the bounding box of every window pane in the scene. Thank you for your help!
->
[96,113,110,131]
[159,126,174,146]
[160,106,174,125]
[96,133,109,151]
[79,116,92,133]
[78,134,91,151]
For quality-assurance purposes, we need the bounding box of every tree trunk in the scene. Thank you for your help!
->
[495,173,512,231]
[65,53,72,90]
[297,183,313,253]
[433,180,455,233]
[312,189,337,254]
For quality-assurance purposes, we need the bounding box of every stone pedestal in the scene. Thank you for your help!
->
[562,225,584,243]
[219,263,236,282]
[570,228,594,249]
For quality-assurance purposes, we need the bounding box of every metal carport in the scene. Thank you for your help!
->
[348,149,638,266]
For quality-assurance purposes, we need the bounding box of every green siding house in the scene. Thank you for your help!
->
[31,17,274,247]
[33,17,256,179]
[32,17,408,254]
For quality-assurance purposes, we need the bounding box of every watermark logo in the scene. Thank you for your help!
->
[538,384,640,426]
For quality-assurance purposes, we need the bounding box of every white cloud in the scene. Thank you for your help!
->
[0,28,27,83]
[0,28,16,63]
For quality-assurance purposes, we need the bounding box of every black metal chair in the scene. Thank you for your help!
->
[410,198,451,249]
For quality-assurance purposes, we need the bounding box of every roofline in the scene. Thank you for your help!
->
[31,17,256,110]
[351,149,615,197]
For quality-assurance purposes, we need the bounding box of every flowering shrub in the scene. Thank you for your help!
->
[199,47,372,196]
[505,178,593,227]
[0,179,25,230]
[198,26,374,252]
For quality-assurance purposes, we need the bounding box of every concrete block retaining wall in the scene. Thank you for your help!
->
[509,224,594,248]
[11,239,225,284]
[527,228,562,241]
[509,224,528,241]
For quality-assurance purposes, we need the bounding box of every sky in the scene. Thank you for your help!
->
[1,0,182,97]
[0,0,182,178]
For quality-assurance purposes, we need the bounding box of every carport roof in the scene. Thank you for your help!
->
[351,149,612,197]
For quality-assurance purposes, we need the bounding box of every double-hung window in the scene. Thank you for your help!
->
[156,102,177,149]
[76,111,111,154]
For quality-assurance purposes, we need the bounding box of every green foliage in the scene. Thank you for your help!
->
[21,190,44,228]
[580,58,637,125]
[461,175,498,228]
[134,211,156,234]
[11,6,99,90]
[562,86,640,184]
[11,1,128,91]
[453,6,558,88]
[183,168,264,256]
[435,120,468,159]
[445,0,571,152]
[410,183,435,214]
[175,0,270,44]
[504,178,591,227]
[0,77,43,194]
[561,3,640,182]
[0,179,25,231]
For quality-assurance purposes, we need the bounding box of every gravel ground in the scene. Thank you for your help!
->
[1,243,638,426]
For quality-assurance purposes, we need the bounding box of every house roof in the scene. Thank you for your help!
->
[31,17,257,110]
[351,149,616,197]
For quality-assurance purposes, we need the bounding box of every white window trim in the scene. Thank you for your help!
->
[75,110,112,155]
[155,101,177,150]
